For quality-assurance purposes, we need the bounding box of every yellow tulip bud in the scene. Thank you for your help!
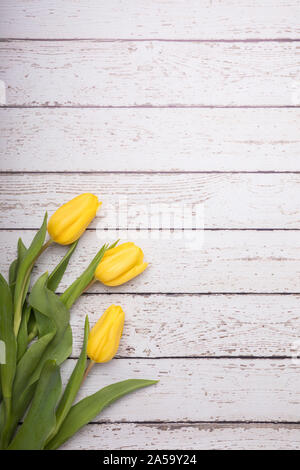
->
[94,242,148,286]
[48,193,101,245]
[87,305,125,363]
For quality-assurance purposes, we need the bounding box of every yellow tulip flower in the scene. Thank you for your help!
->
[48,193,101,245]
[94,242,148,286]
[87,305,125,363]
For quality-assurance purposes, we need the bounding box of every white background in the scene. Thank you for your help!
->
[1,1,300,449]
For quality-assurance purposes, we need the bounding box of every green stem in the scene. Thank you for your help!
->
[81,360,95,386]
[61,278,96,310]
[13,238,53,336]
[81,278,96,295]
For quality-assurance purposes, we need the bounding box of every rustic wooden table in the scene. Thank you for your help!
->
[1,1,300,450]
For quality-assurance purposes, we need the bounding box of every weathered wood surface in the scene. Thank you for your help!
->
[1,108,300,172]
[1,173,300,229]
[1,1,299,40]
[60,358,300,422]
[1,0,300,451]
[61,423,300,450]
[70,294,300,358]
[0,41,299,106]
[1,230,300,293]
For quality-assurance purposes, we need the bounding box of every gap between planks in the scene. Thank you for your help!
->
[69,356,300,360]
[85,420,300,425]
[1,228,300,232]
[2,171,300,174]
[2,105,300,109]
[2,38,300,43]
[60,422,300,450]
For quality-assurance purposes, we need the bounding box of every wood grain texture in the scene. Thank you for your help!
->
[1,173,300,229]
[60,358,300,422]
[1,1,299,40]
[1,230,300,293]
[1,108,300,172]
[0,41,299,106]
[71,294,300,357]
[1,1,300,451]
[61,423,300,450]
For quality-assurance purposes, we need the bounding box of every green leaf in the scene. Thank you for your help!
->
[47,240,78,292]
[0,274,17,415]
[60,243,108,309]
[0,403,5,444]
[12,240,32,361]
[46,316,89,445]
[29,274,72,367]
[9,273,71,441]
[16,304,32,361]
[26,310,38,344]
[13,214,48,335]
[108,239,119,250]
[13,331,56,399]
[17,237,28,261]
[0,275,17,448]
[8,330,56,445]
[3,382,36,448]
[45,379,158,450]
[8,260,18,295]
[8,360,62,450]
[8,238,27,297]
[13,273,71,400]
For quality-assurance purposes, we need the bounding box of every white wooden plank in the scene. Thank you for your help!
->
[1,230,300,293]
[71,294,300,357]
[60,358,300,422]
[0,41,299,106]
[61,423,300,450]
[1,173,300,229]
[1,108,300,172]
[1,1,299,40]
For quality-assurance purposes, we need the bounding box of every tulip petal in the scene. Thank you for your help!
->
[103,262,148,286]
[87,305,125,363]
[48,194,100,245]
[95,243,142,283]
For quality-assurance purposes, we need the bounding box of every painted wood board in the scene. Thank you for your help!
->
[1,0,300,451]
[70,293,300,358]
[1,229,300,293]
[1,108,300,172]
[1,1,299,40]
[1,173,300,229]
[60,358,300,422]
[61,422,300,450]
[0,41,299,106]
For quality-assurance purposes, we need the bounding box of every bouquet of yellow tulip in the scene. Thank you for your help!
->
[0,194,156,450]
